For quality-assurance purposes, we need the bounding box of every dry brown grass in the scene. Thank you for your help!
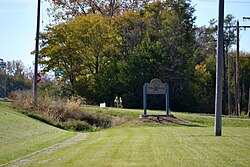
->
[10,90,111,131]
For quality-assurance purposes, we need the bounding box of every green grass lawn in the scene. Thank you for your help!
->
[15,126,250,167]
[0,102,75,165]
[1,103,250,167]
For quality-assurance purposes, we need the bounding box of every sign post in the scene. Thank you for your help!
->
[166,83,170,115]
[143,78,170,116]
[143,84,147,115]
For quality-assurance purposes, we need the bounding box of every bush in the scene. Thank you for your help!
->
[64,119,92,131]
[10,90,112,131]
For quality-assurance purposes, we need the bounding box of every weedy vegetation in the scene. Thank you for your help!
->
[10,90,129,131]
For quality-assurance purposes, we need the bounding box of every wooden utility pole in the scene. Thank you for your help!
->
[235,21,240,116]
[243,17,250,118]
[215,0,224,136]
[223,49,227,114]
[224,21,250,116]
[34,0,41,103]
[248,86,250,118]
[227,53,231,115]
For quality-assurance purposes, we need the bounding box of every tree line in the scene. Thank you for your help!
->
[37,0,250,114]
[2,0,249,115]
[0,60,32,97]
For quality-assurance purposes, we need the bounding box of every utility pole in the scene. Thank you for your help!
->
[243,17,250,118]
[234,62,237,115]
[4,64,7,99]
[236,21,240,116]
[34,0,41,103]
[248,87,250,118]
[0,59,7,99]
[215,0,224,136]
[223,47,227,114]
[225,20,250,116]
[227,52,231,115]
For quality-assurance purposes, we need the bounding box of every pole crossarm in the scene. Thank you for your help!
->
[243,17,250,20]
[224,26,250,28]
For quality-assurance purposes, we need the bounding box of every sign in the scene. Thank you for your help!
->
[143,78,170,116]
[55,70,64,75]
[37,73,41,83]
[100,102,106,108]
[146,78,166,94]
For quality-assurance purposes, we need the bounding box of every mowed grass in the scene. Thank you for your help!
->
[17,126,250,167]
[1,103,250,167]
[0,102,75,165]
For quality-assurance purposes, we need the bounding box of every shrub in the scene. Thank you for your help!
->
[63,119,92,131]
[10,90,112,131]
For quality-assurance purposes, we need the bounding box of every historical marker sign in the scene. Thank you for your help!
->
[143,78,170,116]
[146,78,166,94]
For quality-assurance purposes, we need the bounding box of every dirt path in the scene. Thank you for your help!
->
[1,133,88,167]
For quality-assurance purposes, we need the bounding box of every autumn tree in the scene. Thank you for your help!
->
[39,14,118,100]
[40,0,229,112]
[45,0,152,21]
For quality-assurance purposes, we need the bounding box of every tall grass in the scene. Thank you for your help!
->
[10,90,113,131]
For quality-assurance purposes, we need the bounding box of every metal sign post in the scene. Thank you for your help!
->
[143,84,147,115]
[166,83,170,115]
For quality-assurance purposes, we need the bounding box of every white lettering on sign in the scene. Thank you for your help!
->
[147,83,166,94]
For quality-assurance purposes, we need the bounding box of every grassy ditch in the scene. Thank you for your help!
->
[0,102,75,165]
[10,91,131,132]
[9,90,250,130]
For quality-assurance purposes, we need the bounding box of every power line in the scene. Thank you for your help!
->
[194,0,250,4]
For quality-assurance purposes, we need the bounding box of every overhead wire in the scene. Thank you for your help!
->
[193,0,250,4]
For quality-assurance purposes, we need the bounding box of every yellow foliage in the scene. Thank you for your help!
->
[195,63,207,74]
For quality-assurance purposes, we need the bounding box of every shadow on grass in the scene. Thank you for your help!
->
[183,134,250,138]
[137,115,206,127]
[0,98,12,102]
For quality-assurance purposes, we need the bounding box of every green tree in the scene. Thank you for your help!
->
[239,53,250,114]
[39,14,118,101]
[107,1,197,109]
[0,60,32,97]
